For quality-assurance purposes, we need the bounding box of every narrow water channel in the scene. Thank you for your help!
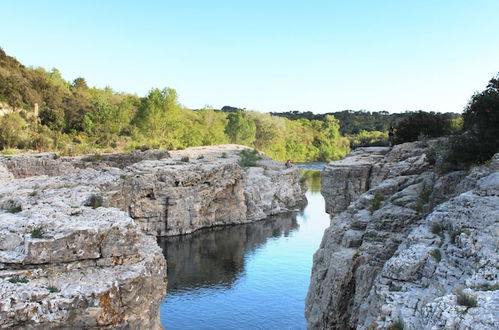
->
[157,164,329,329]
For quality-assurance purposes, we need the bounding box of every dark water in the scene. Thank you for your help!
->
[158,164,329,329]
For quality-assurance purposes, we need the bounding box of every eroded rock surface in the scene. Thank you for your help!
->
[0,145,306,328]
[306,142,498,329]
[0,170,166,329]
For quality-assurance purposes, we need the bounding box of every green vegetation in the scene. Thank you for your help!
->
[238,149,262,167]
[0,48,353,162]
[300,170,321,193]
[446,74,499,167]
[394,111,462,144]
[456,288,477,308]
[430,248,442,262]
[370,193,384,213]
[8,275,28,284]
[430,222,444,237]
[181,156,189,162]
[6,204,22,213]
[28,190,37,197]
[85,194,103,209]
[416,184,433,213]
[46,286,60,293]
[387,319,404,330]
[31,227,44,239]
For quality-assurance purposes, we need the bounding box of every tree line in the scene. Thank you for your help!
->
[0,48,349,161]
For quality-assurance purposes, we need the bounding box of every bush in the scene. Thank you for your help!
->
[85,194,103,209]
[8,275,28,284]
[456,288,477,307]
[0,113,27,149]
[388,319,404,330]
[181,156,189,162]
[394,111,459,144]
[46,286,60,293]
[239,149,262,167]
[446,74,499,167]
[31,227,44,239]
[430,248,442,262]
[370,193,384,213]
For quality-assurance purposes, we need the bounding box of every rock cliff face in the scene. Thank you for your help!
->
[0,145,306,328]
[306,141,499,329]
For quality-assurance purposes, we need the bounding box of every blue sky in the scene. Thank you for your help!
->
[1,0,498,113]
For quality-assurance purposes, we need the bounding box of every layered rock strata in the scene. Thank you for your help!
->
[306,141,499,329]
[0,145,306,328]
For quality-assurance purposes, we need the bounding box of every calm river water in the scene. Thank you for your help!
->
[157,163,329,329]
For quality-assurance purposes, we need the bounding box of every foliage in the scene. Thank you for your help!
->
[46,286,60,293]
[416,184,433,213]
[387,319,404,330]
[8,276,28,284]
[181,156,189,162]
[348,130,388,148]
[455,288,477,307]
[7,204,22,213]
[370,193,384,213]
[225,110,256,145]
[0,113,27,149]
[430,248,442,262]
[239,149,262,167]
[31,227,44,239]
[85,194,103,209]
[447,74,499,166]
[394,111,460,144]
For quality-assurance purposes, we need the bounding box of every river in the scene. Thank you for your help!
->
[157,163,329,329]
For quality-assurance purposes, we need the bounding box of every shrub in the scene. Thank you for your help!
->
[7,205,22,213]
[388,319,404,330]
[456,288,477,307]
[85,194,103,209]
[8,275,28,284]
[28,191,37,197]
[239,149,262,167]
[46,286,60,293]
[221,152,228,158]
[197,155,204,160]
[430,222,443,237]
[370,193,384,213]
[395,111,459,144]
[181,156,189,162]
[31,227,44,239]
[446,74,499,167]
[416,184,432,213]
[430,248,442,262]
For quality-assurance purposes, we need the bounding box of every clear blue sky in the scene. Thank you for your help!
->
[1,0,498,113]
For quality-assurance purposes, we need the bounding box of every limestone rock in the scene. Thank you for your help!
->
[306,141,499,329]
[0,145,306,328]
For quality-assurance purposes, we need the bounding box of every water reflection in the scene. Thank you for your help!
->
[157,214,299,292]
[300,170,321,193]
[160,167,329,330]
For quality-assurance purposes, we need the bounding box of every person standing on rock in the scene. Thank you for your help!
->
[388,126,395,148]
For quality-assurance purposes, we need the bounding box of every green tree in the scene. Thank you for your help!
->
[0,113,27,149]
[134,88,182,147]
[224,110,256,145]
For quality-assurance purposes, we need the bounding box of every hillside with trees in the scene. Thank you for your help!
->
[0,48,351,162]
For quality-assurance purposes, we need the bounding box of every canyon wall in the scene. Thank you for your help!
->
[306,141,498,329]
[0,145,306,328]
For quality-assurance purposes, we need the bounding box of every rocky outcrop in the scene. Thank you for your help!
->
[0,168,166,328]
[0,145,306,328]
[321,147,388,214]
[306,141,499,329]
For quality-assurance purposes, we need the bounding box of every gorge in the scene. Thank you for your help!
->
[0,145,307,328]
